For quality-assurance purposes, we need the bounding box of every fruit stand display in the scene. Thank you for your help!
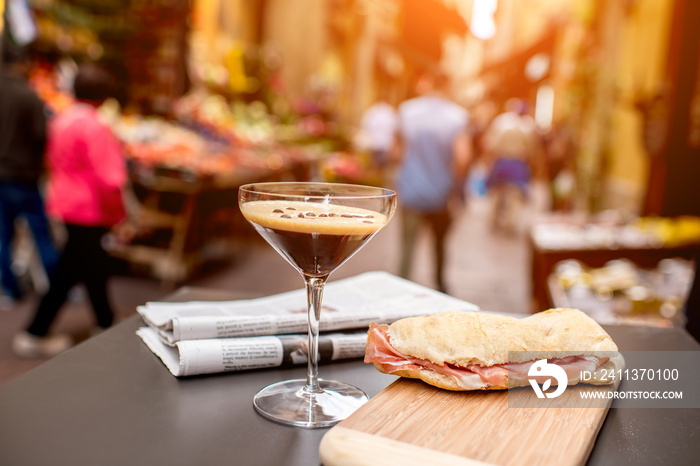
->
[30,72,317,285]
[30,65,383,285]
[23,1,380,284]
[108,111,318,287]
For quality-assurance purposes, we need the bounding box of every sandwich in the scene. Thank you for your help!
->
[365,308,622,391]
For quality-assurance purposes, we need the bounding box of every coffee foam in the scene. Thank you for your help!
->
[241,200,387,235]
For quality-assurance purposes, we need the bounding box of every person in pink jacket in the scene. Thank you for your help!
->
[13,63,127,358]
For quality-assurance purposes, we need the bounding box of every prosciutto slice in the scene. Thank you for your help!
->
[365,323,608,390]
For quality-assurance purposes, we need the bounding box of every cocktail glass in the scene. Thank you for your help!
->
[239,182,397,428]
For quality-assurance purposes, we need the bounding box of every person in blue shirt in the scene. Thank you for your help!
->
[395,68,471,294]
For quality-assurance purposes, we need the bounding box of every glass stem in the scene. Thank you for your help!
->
[304,275,327,395]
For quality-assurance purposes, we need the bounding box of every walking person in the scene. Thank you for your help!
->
[395,68,471,294]
[483,98,542,233]
[359,99,398,171]
[13,63,127,358]
[0,45,59,309]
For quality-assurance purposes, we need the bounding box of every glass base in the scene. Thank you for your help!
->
[253,378,369,428]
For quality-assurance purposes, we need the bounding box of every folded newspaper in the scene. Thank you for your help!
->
[138,271,478,345]
[136,271,479,377]
[137,328,371,377]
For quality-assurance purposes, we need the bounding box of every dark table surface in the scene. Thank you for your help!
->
[0,287,698,466]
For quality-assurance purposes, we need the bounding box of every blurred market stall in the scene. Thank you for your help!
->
[531,212,700,327]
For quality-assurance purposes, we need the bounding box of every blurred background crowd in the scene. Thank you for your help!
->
[1,0,700,378]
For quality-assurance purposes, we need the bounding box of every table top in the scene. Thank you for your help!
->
[1,287,698,466]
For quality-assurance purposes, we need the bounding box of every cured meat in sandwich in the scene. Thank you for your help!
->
[365,308,622,391]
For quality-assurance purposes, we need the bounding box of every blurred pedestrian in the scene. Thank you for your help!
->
[359,99,398,170]
[395,68,471,294]
[0,45,59,309]
[483,98,541,233]
[13,63,127,358]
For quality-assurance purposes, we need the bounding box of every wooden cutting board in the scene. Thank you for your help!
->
[320,378,615,466]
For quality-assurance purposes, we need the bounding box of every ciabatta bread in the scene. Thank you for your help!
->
[366,309,621,391]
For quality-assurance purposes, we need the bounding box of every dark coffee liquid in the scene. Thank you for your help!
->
[251,224,375,277]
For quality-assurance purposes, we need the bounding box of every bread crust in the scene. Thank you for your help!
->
[387,308,617,367]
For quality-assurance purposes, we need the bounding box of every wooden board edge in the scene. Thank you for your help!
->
[319,426,497,466]
[562,353,625,466]
[577,353,626,463]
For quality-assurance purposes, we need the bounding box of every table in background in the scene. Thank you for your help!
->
[0,287,698,466]
[529,232,699,311]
